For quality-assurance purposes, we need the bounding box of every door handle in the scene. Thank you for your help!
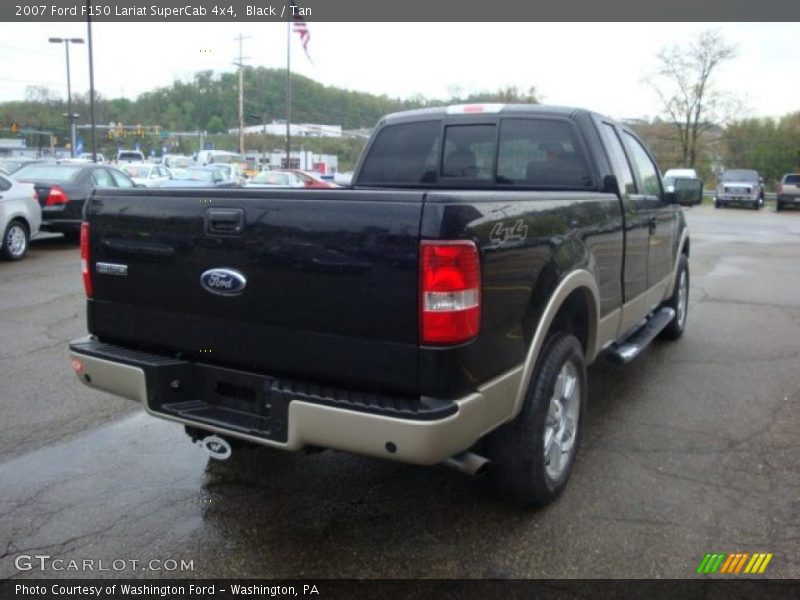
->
[648,216,657,233]
[205,208,245,236]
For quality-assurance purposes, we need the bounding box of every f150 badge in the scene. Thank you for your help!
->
[200,268,247,296]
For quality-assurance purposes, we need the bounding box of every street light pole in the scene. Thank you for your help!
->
[49,36,84,158]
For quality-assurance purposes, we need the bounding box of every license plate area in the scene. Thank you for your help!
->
[147,363,290,443]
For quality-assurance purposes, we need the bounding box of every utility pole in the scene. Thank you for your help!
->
[233,34,250,155]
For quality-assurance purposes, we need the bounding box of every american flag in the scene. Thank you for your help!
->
[291,2,312,63]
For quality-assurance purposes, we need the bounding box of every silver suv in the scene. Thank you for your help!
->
[715,169,764,210]
[776,173,800,212]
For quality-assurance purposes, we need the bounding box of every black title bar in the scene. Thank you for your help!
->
[3,0,800,22]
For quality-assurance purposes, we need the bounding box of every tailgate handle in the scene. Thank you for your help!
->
[206,208,245,236]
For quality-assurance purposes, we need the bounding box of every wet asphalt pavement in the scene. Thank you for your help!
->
[1,206,799,579]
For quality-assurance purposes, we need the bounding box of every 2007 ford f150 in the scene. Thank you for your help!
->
[69,104,702,505]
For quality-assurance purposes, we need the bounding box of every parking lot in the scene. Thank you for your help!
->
[1,205,799,579]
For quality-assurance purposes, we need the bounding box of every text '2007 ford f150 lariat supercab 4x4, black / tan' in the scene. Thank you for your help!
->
[69,104,702,506]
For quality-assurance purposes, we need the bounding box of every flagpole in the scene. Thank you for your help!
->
[285,17,291,168]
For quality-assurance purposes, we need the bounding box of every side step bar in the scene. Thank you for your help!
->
[606,307,676,365]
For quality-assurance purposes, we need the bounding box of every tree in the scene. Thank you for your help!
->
[647,30,738,168]
[205,115,226,134]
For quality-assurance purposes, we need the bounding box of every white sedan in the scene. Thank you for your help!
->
[119,163,173,188]
[0,172,40,260]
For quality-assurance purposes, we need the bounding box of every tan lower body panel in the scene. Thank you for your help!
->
[70,348,523,466]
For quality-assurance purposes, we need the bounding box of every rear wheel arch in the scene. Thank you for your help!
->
[510,270,600,420]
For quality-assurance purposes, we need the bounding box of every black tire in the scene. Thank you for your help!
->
[775,202,782,213]
[1,219,29,261]
[660,254,689,340]
[714,200,722,209]
[485,333,587,506]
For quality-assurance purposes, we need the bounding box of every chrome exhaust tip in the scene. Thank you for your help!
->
[442,451,491,477]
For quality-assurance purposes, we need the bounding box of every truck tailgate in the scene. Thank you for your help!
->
[86,188,424,394]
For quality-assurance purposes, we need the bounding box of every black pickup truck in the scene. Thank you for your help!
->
[69,104,702,506]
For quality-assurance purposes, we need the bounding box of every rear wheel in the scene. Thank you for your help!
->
[1,220,29,261]
[715,200,722,209]
[776,202,782,213]
[660,254,689,340]
[485,333,586,506]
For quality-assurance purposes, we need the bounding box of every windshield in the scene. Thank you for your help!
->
[0,160,24,174]
[167,157,190,168]
[721,170,758,182]
[118,152,143,161]
[13,164,82,182]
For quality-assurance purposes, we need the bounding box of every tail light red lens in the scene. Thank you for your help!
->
[420,241,481,344]
[777,184,783,194]
[80,222,93,298]
[45,186,69,206]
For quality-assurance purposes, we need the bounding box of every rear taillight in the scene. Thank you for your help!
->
[46,186,69,206]
[80,222,93,298]
[420,241,481,345]
[777,184,783,194]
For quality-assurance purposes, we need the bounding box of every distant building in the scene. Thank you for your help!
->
[245,149,338,174]
[230,121,343,138]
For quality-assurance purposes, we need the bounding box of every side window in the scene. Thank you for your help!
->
[441,124,495,179]
[109,169,135,188]
[497,119,592,187]
[92,169,115,187]
[600,123,636,194]
[358,121,442,185]
[623,132,662,198]
[0,175,11,191]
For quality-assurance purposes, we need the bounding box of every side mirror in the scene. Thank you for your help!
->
[667,177,703,206]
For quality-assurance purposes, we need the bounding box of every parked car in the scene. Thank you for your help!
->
[78,153,106,163]
[116,150,146,163]
[775,173,800,212]
[70,103,701,507]
[207,163,246,187]
[160,166,239,188]
[120,163,173,188]
[0,172,40,260]
[274,168,339,188]
[245,170,304,188]
[663,168,700,193]
[163,155,191,170]
[12,163,135,240]
[715,169,764,210]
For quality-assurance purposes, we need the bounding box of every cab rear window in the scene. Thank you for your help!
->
[358,117,592,188]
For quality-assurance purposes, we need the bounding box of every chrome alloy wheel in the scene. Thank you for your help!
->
[6,223,27,258]
[543,360,581,481]
[677,269,688,329]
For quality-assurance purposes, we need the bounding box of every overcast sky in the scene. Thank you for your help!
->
[1,22,797,123]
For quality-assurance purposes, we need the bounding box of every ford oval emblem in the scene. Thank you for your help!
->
[200,268,247,296]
